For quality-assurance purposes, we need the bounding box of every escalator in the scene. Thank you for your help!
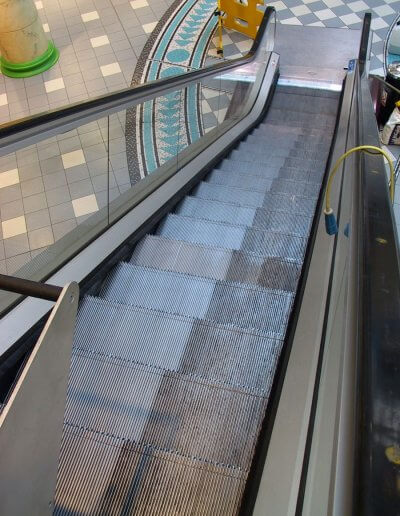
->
[1,9,399,516]
[55,85,338,514]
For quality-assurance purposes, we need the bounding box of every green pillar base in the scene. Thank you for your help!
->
[0,41,59,78]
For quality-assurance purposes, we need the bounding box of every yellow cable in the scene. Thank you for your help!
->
[325,145,395,213]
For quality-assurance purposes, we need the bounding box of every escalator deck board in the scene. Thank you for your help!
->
[54,85,339,515]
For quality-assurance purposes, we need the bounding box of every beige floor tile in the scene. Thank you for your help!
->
[130,0,148,8]
[81,11,99,22]
[100,62,122,77]
[0,169,19,189]
[90,35,110,48]
[62,149,86,169]
[2,215,27,239]
[72,194,99,217]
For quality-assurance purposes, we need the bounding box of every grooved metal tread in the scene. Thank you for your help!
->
[208,168,322,192]
[157,213,307,262]
[100,262,294,339]
[228,150,326,169]
[74,295,282,395]
[55,425,247,516]
[217,161,324,182]
[54,86,339,515]
[131,234,301,291]
[194,181,317,212]
[236,142,327,161]
[176,196,312,236]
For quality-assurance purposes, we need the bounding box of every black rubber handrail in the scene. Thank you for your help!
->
[0,7,275,154]
[354,56,400,515]
[358,12,371,76]
[0,274,61,302]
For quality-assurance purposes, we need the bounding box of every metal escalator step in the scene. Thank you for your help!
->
[157,214,306,262]
[262,191,317,214]
[279,166,324,183]
[100,262,294,338]
[194,181,316,213]
[271,177,321,198]
[260,119,334,131]
[176,196,256,226]
[65,351,267,468]
[263,118,335,130]
[236,142,327,162]
[175,196,311,236]
[228,151,326,170]
[207,169,321,197]
[194,182,266,207]
[217,159,323,179]
[267,107,336,122]
[271,92,339,115]
[242,136,331,152]
[55,426,246,515]
[131,235,301,291]
[75,296,281,393]
[207,169,273,191]
[254,125,332,140]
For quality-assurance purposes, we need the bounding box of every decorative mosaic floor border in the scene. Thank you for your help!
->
[126,0,219,183]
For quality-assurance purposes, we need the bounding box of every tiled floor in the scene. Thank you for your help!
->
[0,0,399,275]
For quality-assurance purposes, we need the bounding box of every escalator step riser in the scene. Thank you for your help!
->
[271,93,339,115]
[131,235,301,291]
[271,178,320,198]
[218,160,323,178]
[158,215,306,262]
[100,263,294,338]
[267,107,336,122]
[176,196,311,236]
[207,170,273,191]
[229,150,325,168]
[254,124,332,136]
[279,167,324,183]
[245,133,331,149]
[55,428,246,516]
[177,196,256,226]
[66,351,267,468]
[262,192,317,213]
[194,182,266,207]
[264,118,335,130]
[75,296,282,393]
[237,143,326,162]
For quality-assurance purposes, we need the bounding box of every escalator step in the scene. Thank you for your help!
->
[206,169,321,198]
[228,150,325,169]
[257,122,333,136]
[244,134,331,151]
[157,214,307,261]
[236,142,327,162]
[74,295,282,393]
[176,196,256,226]
[131,235,301,291]
[217,159,323,179]
[100,262,294,338]
[207,169,273,191]
[271,178,321,198]
[194,181,316,213]
[271,92,339,115]
[176,196,311,236]
[194,181,266,207]
[55,427,246,516]
[267,107,336,123]
[65,350,267,468]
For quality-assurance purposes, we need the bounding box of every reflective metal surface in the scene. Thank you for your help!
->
[0,282,78,515]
